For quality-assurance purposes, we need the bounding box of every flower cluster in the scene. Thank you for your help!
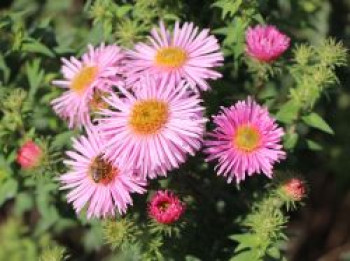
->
[51,22,289,219]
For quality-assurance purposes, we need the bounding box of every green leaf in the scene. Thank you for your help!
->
[115,5,133,17]
[0,179,18,206]
[84,224,104,251]
[212,0,243,19]
[0,54,10,84]
[283,132,299,150]
[302,112,334,134]
[14,192,34,215]
[26,59,45,101]
[51,130,76,149]
[185,256,201,261]
[230,234,260,252]
[276,100,300,124]
[267,246,281,259]
[22,38,55,57]
[306,139,323,151]
[230,250,258,261]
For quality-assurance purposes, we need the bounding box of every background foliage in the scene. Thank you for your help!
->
[0,0,349,260]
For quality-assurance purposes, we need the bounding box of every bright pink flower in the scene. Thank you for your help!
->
[204,98,286,183]
[97,76,206,179]
[59,127,146,219]
[245,25,290,62]
[51,44,125,128]
[16,141,43,169]
[126,21,223,92]
[282,178,306,201]
[148,190,185,224]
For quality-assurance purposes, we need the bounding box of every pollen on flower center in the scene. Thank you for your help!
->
[233,125,261,152]
[71,66,98,94]
[158,201,170,212]
[129,99,169,135]
[89,155,118,185]
[155,47,188,68]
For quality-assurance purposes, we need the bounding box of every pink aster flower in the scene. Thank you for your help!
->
[51,44,125,128]
[204,98,286,183]
[126,21,224,92]
[97,76,207,179]
[246,25,290,62]
[16,141,43,169]
[59,127,146,219]
[148,190,185,224]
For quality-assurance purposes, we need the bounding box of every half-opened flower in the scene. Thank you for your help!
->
[246,25,290,62]
[148,190,185,224]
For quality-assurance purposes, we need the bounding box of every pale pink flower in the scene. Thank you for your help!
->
[97,76,207,179]
[246,25,290,62]
[51,44,125,128]
[16,141,43,169]
[126,21,223,92]
[59,127,146,219]
[148,190,185,224]
[204,98,286,183]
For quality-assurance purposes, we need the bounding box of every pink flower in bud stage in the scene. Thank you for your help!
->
[148,190,185,224]
[16,141,43,169]
[282,178,306,201]
[245,25,290,62]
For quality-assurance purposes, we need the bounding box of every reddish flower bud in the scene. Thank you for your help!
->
[148,190,185,225]
[282,178,306,201]
[16,141,43,169]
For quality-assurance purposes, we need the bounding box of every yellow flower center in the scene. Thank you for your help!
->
[155,47,187,68]
[129,99,169,135]
[233,125,261,153]
[71,66,98,94]
[89,155,118,185]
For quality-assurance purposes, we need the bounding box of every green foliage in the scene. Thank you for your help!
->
[230,196,288,261]
[289,39,347,110]
[0,218,38,261]
[103,217,141,251]
[230,171,307,260]
[39,245,67,261]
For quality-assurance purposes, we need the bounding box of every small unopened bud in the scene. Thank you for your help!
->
[16,141,43,169]
[282,178,306,201]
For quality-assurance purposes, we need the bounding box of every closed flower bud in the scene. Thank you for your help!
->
[16,141,43,169]
[282,178,306,201]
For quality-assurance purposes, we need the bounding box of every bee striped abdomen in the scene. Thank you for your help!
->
[89,155,117,185]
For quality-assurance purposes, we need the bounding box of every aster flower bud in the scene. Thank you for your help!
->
[148,190,185,225]
[16,141,43,169]
[245,25,290,63]
[282,178,306,201]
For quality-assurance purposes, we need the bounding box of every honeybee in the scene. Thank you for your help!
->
[89,155,113,183]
